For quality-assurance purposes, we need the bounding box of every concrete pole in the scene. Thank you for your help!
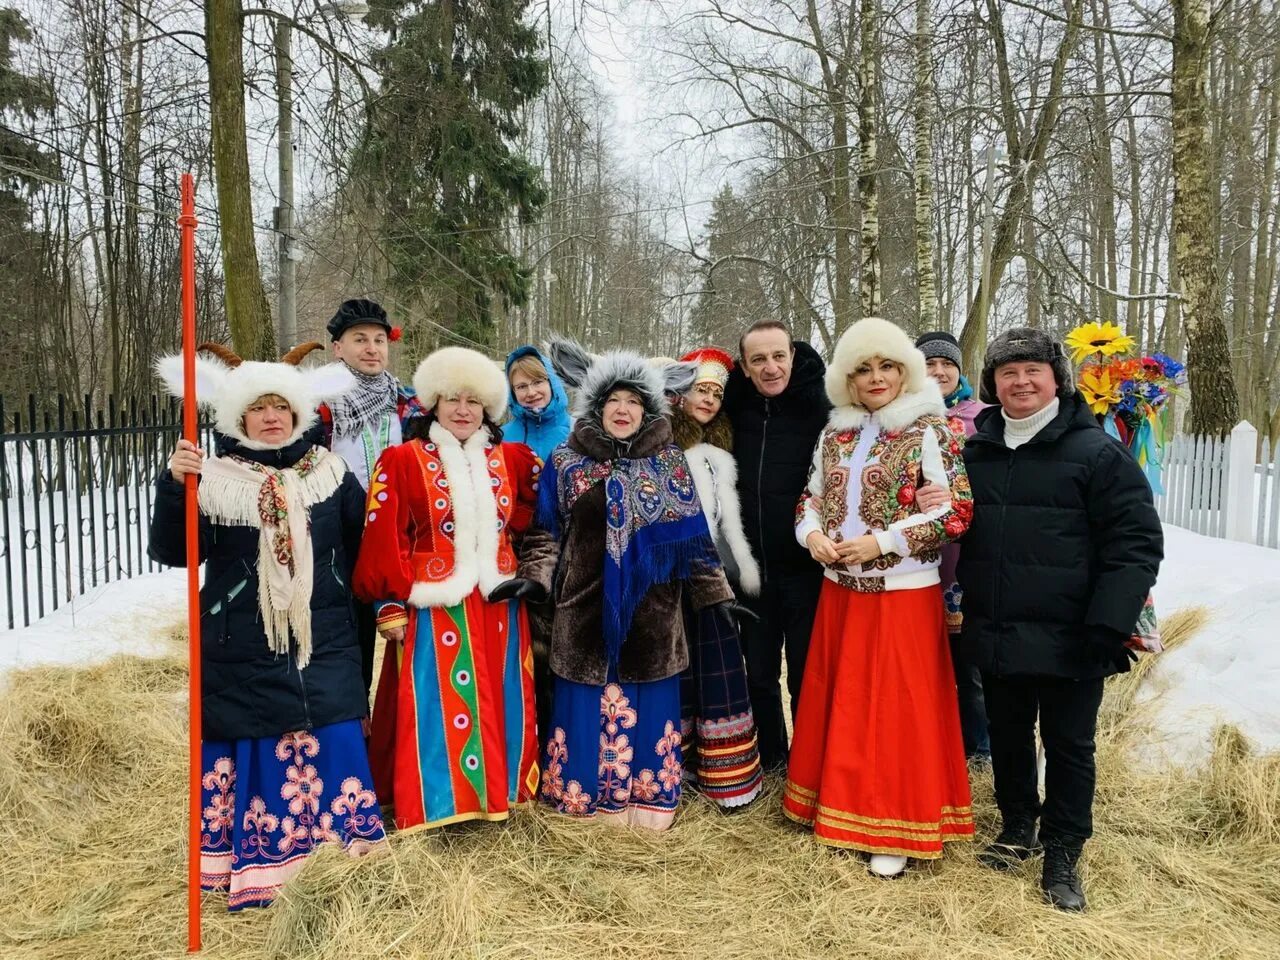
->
[275,20,296,352]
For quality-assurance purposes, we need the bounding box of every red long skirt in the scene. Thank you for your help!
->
[782,580,975,858]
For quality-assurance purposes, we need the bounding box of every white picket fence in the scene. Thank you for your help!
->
[1155,420,1280,549]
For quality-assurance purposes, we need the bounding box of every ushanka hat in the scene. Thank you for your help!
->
[680,347,734,391]
[547,337,697,419]
[156,342,356,450]
[326,298,402,342]
[413,346,509,422]
[979,327,1075,404]
[914,331,963,370]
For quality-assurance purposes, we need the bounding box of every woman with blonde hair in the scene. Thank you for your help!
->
[784,318,975,877]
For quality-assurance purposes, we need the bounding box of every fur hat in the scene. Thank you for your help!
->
[914,331,963,370]
[824,317,930,408]
[413,346,508,421]
[547,337,696,419]
[156,342,356,450]
[979,327,1075,404]
[680,347,734,391]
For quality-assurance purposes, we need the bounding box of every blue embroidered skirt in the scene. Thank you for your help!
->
[200,719,388,911]
[540,674,684,830]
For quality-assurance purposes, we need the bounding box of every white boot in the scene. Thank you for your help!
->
[868,855,909,877]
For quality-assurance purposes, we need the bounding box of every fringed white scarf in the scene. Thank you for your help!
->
[198,446,347,668]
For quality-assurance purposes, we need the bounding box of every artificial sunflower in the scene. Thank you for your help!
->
[1064,321,1136,364]
[1077,365,1121,415]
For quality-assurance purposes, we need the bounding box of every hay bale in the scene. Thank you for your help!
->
[1,606,1278,960]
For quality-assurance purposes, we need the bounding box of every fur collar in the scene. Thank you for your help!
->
[683,443,761,596]
[827,379,946,433]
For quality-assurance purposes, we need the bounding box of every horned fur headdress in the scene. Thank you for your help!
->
[546,337,697,420]
[155,341,356,449]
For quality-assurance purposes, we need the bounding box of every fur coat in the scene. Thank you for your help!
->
[519,415,733,685]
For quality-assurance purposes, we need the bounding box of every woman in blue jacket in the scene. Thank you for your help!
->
[504,345,573,463]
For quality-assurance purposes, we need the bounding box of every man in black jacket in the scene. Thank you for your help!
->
[957,327,1162,912]
[723,320,831,771]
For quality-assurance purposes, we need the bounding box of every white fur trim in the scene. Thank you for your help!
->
[824,317,930,408]
[685,443,761,597]
[413,347,508,421]
[827,377,946,434]
[155,354,355,448]
[406,422,512,608]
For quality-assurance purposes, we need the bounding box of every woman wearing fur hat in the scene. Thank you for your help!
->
[783,318,975,877]
[519,339,751,830]
[352,347,542,832]
[149,342,387,911]
[669,346,764,809]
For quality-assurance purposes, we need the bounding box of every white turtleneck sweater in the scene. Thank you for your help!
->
[1001,397,1060,450]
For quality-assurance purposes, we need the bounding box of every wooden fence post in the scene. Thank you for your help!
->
[1224,420,1258,543]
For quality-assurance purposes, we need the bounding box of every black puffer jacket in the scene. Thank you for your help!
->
[957,394,1163,680]
[148,434,369,740]
[724,341,831,579]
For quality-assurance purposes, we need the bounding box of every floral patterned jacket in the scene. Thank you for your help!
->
[795,383,973,593]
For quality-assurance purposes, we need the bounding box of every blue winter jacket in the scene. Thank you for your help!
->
[504,345,572,463]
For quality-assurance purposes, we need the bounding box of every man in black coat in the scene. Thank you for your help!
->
[723,320,831,771]
[957,327,1162,912]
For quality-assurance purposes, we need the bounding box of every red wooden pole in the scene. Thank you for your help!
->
[179,173,202,954]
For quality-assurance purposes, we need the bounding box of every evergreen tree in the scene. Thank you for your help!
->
[356,0,547,349]
[0,8,56,395]
[690,186,769,349]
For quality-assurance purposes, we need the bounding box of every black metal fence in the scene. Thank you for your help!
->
[0,395,213,629]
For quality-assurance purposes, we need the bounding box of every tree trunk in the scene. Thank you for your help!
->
[857,0,881,319]
[913,0,936,331]
[959,0,1082,373]
[1171,0,1240,435]
[206,0,274,360]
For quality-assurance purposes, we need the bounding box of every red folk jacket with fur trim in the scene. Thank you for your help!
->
[352,421,540,629]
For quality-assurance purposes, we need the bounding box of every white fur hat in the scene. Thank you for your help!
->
[413,346,508,421]
[156,342,356,450]
[825,317,931,408]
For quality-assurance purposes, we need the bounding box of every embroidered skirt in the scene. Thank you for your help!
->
[783,581,975,858]
[369,590,539,831]
[541,673,684,830]
[200,719,387,911]
[680,600,763,808]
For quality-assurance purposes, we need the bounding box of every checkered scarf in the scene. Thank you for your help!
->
[328,368,398,438]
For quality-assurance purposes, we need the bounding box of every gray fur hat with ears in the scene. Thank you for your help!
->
[979,327,1075,404]
[546,337,697,420]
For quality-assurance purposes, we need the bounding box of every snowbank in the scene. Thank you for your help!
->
[1142,525,1280,765]
[0,569,187,675]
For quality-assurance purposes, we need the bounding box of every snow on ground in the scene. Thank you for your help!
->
[0,569,187,675]
[1141,525,1280,766]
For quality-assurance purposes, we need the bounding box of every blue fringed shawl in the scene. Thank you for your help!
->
[537,438,718,665]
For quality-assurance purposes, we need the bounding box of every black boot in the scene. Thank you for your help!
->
[977,817,1042,871]
[1041,843,1087,912]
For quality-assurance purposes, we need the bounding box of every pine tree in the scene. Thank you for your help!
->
[0,8,56,394]
[690,186,769,349]
[356,0,547,349]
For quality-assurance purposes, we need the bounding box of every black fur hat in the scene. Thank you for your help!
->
[979,327,1075,404]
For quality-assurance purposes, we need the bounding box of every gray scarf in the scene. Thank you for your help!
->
[329,366,398,438]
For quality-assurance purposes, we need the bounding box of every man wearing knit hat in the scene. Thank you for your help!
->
[317,298,427,696]
[948,326,1162,911]
[914,330,991,765]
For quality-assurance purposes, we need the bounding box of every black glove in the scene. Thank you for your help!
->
[713,599,760,630]
[1089,627,1137,671]
[487,578,547,604]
